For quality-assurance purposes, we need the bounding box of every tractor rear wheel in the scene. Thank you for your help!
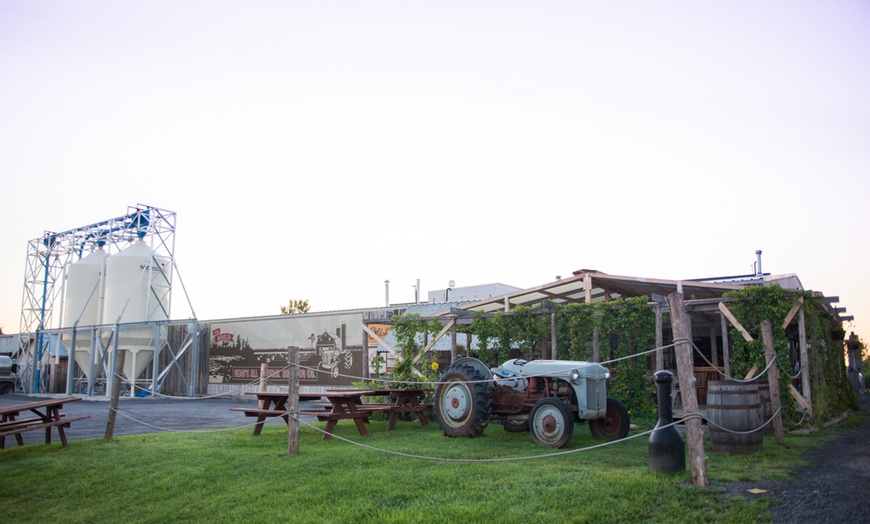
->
[434,363,492,438]
[529,398,574,448]
[589,397,630,440]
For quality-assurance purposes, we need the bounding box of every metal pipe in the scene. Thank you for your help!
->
[384,280,390,307]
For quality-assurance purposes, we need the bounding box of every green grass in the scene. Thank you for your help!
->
[0,414,856,524]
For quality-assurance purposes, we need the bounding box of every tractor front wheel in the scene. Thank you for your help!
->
[589,397,630,440]
[529,398,574,448]
[434,364,492,438]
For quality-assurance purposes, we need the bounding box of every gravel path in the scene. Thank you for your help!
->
[722,393,870,523]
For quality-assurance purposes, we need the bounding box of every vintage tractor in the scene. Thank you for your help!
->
[434,355,630,448]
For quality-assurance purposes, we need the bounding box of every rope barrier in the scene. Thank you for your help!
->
[674,337,776,383]
[113,364,295,400]
[108,399,807,460]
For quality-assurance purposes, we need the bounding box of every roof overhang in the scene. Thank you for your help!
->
[451,271,744,315]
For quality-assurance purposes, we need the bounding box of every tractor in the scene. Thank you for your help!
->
[434,355,630,448]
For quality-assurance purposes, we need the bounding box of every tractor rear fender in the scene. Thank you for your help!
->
[447,357,493,381]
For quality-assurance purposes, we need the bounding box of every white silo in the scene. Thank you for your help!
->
[101,239,171,384]
[62,247,108,380]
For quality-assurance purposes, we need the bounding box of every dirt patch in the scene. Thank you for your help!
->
[721,394,870,523]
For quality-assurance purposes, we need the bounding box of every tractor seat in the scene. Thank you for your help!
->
[491,367,520,379]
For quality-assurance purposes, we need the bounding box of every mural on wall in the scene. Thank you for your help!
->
[208,313,364,387]
[365,322,395,374]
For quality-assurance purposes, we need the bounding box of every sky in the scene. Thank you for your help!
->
[1,1,868,345]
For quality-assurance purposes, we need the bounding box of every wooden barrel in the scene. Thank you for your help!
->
[706,380,763,454]
[754,381,773,436]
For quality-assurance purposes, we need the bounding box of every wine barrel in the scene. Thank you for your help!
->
[707,380,763,454]
[754,381,773,436]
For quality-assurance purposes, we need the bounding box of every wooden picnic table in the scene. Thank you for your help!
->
[365,388,433,430]
[301,390,379,440]
[0,397,90,449]
[230,391,324,436]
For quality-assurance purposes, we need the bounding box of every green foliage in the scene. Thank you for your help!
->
[722,285,793,378]
[722,285,857,422]
[389,314,443,387]
[0,414,860,523]
[470,305,549,364]
[556,296,657,419]
[280,299,310,315]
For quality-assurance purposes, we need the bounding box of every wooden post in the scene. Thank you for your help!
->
[450,323,458,363]
[798,308,813,418]
[104,350,126,440]
[288,346,300,455]
[667,292,707,488]
[550,310,557,360]
[709,322,719,368]
[720,312,731,378]
[655,305,664,371]
[258,362,269,409]
[592,329,600,363]
[761,321,785,445]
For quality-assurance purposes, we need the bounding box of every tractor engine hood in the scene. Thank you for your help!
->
[499,359,609,381]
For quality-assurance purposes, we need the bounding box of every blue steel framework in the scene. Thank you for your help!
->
[17,204,191,395]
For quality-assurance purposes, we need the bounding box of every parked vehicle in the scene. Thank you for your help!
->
[434,355,630,448]
[0,355,18,395]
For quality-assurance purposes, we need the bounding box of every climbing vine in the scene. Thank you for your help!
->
[469,305,550,365]
[389,314,444,387]
[556,296,657,419]
[722,285,856,423]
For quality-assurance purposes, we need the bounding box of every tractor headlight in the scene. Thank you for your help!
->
[604,369,611,380]
[570,369,581,383]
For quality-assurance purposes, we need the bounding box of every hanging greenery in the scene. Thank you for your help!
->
[722,285,857,423]
[556,296,657,418]
[469,305,550,365]
[722,284,794,379]
[389,314,444,387]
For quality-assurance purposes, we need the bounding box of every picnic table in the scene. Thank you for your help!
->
[230,391,324,436]
[366,388,433,430]
[0,397,90,449]
[300,389,379,440]
[231,388,434,440]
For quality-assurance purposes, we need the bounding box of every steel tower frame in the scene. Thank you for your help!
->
[18,204,179,394]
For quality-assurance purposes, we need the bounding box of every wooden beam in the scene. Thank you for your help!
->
[655,304,664,371]
[362,325,395,354]
[788,383,813,415]
[798,308,813,419]
[781,297,804,330]
[412,320,455,365]
[667,292,708,488]
[718,302,754,342]
[743,364,759,380]
[720,312,731,378]
[761,321,784,445]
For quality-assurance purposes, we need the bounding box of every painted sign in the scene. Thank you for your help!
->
[208,313,364,387]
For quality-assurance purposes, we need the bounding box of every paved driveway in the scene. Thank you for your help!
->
[0,393,314,446]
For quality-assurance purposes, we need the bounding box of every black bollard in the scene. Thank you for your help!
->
[649,370,686,474]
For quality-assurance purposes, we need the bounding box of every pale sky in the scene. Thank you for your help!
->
[1,1,868,344]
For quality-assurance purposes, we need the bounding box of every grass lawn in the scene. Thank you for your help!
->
[0,413,855,524]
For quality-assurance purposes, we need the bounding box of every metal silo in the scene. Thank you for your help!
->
[62,247,107,381]
[101,239,171,385]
